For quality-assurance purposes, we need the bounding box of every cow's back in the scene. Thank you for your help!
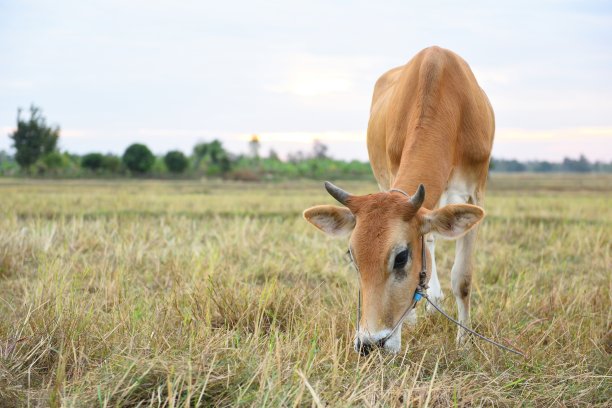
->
[367,46,494,209]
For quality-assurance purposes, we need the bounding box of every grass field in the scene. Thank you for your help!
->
[0,174,610,407]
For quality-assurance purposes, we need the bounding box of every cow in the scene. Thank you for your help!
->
[303,46,494,355]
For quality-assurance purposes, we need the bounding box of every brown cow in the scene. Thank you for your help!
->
[303,46,494,354]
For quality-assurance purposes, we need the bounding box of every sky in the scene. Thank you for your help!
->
[1,0,611,161]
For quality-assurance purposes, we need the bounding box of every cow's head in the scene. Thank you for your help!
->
[303,182,484,354]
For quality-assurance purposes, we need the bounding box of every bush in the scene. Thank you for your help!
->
[31,152,76,175]
[81,153,105,171]
[164,151,188,174]
[82,153,122,174]
[102,155,122,173]
[41,152,65,169]
[193,140,232,175]
[122,144,155,174]
[37,151,68,175]
[0,151,18,176]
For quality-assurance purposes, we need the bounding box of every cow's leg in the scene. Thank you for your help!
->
[425,234,443,313]
[451,227,478,344]
[444,187,480,344]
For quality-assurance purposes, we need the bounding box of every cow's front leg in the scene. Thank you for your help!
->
[425,234,443,314]
[451,227,478,345]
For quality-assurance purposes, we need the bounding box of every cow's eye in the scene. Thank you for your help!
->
[394,249,410,270]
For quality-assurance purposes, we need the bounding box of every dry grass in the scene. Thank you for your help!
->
[0,174,610,407]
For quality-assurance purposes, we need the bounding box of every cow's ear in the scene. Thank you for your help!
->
[420,204,485,239]
[303,205,355,237]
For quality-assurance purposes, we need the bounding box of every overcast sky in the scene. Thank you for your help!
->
[1,0,611,161]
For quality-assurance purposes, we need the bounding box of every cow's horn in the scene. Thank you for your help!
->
[409,184,425,209]
[324,181,351,206]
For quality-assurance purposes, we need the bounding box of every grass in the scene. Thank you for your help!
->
[0,174,610,406]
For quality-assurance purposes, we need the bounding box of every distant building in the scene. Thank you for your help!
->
[249,134,260,158]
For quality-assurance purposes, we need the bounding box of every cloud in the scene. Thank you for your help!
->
[2,123,610,162]
[472,68,517,85]
[273,76,353,97]
[496,126,612,141]
[0,80,34,90]
[57,127,367,154]
[266,53,383,98]
[493,126,612,161]
[1,1,610,161]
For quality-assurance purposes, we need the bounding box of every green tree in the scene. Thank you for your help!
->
[82,153,122,173]
[41,151,66,169]
[164,150,188,173]
[0,150,18,175]
[562,155,591,172]
[312,139,328,159]
[102,154,122,173]
[81,153,105,171]
[193,140,231,175]
[33,151,76,175]
[267,149,280,161]
[533,161,554,172]
[122,143,155,173]
[9,105,60,170]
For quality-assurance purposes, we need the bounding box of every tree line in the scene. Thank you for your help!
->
[1,105,372,180]
[1,105,611,179]
[489,157,612,173]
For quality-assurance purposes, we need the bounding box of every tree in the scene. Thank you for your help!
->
[164,150,188,173]
[9,105,60,170]
[0,150,18,175]
[122,143,155,173]
[102,154,122,172]
[41,151,66,170]
[532,161,554,172]
[489,158,526,172]
[83,153,122,173]
[267,149,280,161]
[193,140,231,175]
[312,139,328,159]
[562,155,591,172]
[81,153,105,171]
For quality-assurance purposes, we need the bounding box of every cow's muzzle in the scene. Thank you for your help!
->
[355,337,387,356]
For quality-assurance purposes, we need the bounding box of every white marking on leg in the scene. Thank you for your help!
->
[425,235,443,313]
[436,174,481,343]
[443,182,478,344]
[451,225,477,345]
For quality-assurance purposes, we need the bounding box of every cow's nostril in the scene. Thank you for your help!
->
[360,343,373,356]
[356,339,375,356]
